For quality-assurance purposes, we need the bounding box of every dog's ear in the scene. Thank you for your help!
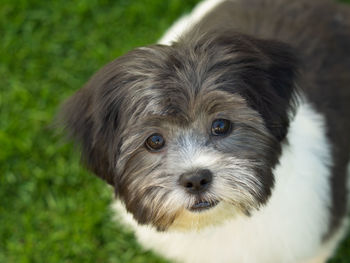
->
[210,33,299,141]
[59,85,115,186]
[243,38,299,141]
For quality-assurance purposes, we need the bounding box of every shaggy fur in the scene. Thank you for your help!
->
[60,0,350,262]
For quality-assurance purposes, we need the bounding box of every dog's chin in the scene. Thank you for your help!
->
[167,201,241,232]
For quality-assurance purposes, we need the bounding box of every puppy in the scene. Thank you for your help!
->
[60,0,350,262]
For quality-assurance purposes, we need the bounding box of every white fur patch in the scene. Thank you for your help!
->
[158,0,226,45]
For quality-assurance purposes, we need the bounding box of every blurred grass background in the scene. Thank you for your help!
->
[0,0,349,262]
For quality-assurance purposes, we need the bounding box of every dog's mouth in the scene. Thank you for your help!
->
[189,200,219,212]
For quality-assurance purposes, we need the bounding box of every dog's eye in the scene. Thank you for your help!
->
[211,119,231,136]
[145,133,165,151]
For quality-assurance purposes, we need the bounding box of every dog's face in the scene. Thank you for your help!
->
[61,31,298,231]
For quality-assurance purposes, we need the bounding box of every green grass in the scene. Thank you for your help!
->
[0,0,349,262]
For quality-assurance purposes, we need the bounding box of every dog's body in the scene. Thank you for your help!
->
[61,0,350,262]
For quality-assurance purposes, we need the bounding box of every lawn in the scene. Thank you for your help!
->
[0,0,349,262]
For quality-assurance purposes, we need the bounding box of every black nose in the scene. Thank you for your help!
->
[179,169,213,194]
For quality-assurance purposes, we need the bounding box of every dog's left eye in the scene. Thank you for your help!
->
[145,133,165,151]
[211,119,231,136]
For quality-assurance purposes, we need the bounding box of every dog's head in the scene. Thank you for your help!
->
[60,31,299,231]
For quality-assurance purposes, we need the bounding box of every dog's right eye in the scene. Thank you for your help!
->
[211,119,231,136]
[145,133,165,152]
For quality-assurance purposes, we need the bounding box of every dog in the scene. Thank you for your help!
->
[59,0,350,262]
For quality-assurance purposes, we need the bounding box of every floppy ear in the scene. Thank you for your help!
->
[58,45,169,188]
[244,38,299,141]
[212,33,300,141]
[59,86,115,186]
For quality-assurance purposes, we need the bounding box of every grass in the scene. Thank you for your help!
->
[0,0,349,262]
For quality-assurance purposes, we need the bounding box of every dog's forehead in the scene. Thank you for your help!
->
[125,45,253,119]
[113,41,265,130]
[136,88,249,125]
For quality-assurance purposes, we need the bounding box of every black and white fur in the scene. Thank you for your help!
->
[60,0,350,262]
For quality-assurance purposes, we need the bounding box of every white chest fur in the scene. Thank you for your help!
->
[112,102,344,263]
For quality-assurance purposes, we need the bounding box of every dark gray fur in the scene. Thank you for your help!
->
[60,0,350,236]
